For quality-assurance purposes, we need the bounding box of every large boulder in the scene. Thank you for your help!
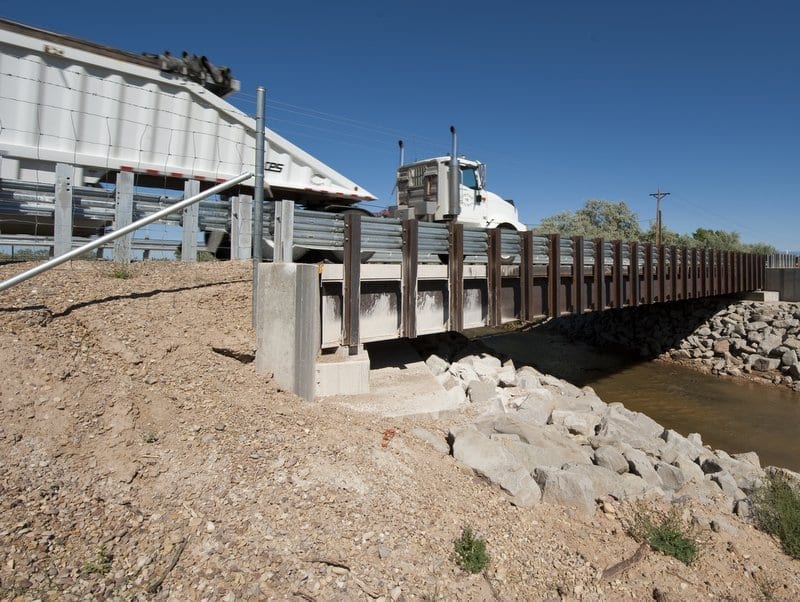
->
[450,426,542,507]
[533,467,595,516]
[623,448,662,488]
[596,406,665,455]
[594,445,629,474]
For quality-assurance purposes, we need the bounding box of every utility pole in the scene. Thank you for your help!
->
[650,189,670,246]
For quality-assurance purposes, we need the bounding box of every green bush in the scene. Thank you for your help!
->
[630,506,699,565]
[752,471,800,560]
[453,526,490,574]
[82,546,112,575]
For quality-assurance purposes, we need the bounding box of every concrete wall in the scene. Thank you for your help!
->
[255,263,320,400]
[766,268,800,302]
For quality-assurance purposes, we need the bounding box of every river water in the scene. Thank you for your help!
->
[481,329,800,472]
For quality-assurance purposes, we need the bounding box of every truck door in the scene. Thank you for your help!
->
[459,166,486,225]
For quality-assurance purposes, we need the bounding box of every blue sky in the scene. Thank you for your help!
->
[3,1,798,249]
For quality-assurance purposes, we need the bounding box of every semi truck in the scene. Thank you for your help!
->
[0,17,524,255]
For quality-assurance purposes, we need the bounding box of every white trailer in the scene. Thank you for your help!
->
[0,18,375,206]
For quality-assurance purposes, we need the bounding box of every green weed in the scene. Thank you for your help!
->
[630,506,699,565]
[83,545,113,575]
[751,470,800,560]
[453,526,490,574]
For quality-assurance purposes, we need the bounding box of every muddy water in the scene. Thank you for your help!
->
[482,329,800,472]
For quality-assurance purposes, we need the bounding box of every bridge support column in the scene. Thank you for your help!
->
[255,263,369,400]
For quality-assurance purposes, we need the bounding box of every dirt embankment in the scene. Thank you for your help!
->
[1,261,798,601]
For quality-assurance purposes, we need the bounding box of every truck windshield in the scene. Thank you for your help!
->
[460,167,479,190]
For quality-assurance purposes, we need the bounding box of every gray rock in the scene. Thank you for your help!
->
[514,393,556,425]
[563,463,626,500]
[501,435,592,472]
[496,365,517,387]
[655,462,687,491]
[594,445,629,474]
[515,366,541,391]
[709,471,747,501]
[660,429,703,462]
[596,406,665,454]
[467,380,497,404]
[623,448,662,488]
[781,350,798,367]
[425,354,449,376]
[751,355,781,372]
[731,451,761,469]
[450,426,542,507]
[672,454,705,483]
[533,467,595,515]
[759,332,784,355]
[410,428,450,455]
[448,363,480,388]
[549,409,601,437]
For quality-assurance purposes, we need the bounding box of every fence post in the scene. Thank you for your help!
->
[548,233,561,318]
[181,180,200,262]
[573,236,585,313]
[680,246,688,300]
[54,163,73,257]
[448,222,464,332]
[487,228,502,326]
[595,238,606,311]
[402,219,419,339]
[521,231,534,321]
[611,240,623,308]
[273,200,294,263]
[657,244,666,302]
[343,212,361,353]
[629,241,639,306]
[643,243,653,304]
[231,194,253,260]
[113,171,134,264]
[690,248,699,298]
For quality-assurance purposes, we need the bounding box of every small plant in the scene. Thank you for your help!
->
[630,506,699,565]
[111,266,131,279]
[453,526,490,574]
[143,431,158,443]
[751,470,800,560]
[83,546,113,575]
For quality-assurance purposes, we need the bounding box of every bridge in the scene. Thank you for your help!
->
[256,201,766,399]
[0,170,767,401]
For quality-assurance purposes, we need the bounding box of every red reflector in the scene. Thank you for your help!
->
[170,172,183,177]
[145,169,159,175]
[120,166,133,172]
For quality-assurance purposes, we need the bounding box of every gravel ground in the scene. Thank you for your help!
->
[1,260,798,601]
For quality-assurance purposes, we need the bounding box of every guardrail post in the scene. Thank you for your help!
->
[402,219,419,338]
[690,248,699,298]
[548,233,561,318]
[181,179,200,262]
[657,244,666,302]
[573,236,585,313]
[629,241,639,306]
[521,231,534,320]
[487,228,502,326]
[54,163,73,257]
[448,222,464,332]
[643,243,653,304]
[680,246,688,300]
[273,200,295,263]
[611,240,623,308]
[595,238,606,311]
[231,194,253,260]
[669,245,678,301]
[113,171,134,264]
[343,212,361,353]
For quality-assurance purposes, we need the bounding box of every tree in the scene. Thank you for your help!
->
[641,223,696,248]
[536,199,642,240]
[691,228,742,251]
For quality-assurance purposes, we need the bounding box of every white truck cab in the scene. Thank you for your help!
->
[394,130,525,232]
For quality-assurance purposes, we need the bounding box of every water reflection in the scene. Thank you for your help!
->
[483,329,800,472]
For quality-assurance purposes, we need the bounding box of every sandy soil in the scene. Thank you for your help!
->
[1,260,798,601]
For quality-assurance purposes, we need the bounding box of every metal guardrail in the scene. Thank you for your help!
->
[766,253,800,268]
[0,172,252,293]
